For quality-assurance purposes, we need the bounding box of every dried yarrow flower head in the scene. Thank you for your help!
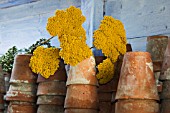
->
[59,34,92,66]
[29,46,60,78]
[93,16,127,62]
[93,16,127,84]
[46,6,92,66]
[46,6,86,41]
[96,58,115,84]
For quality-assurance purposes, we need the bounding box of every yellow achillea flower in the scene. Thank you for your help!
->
[46,6,86,41]
[29,46,60,78]
[93,16,127,84]
[93,16,127,62]
[96,58,115,84]
[59,34,92,66]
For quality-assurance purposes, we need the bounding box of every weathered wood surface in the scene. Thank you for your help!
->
[0,0,81,55]
[0,0,170,55]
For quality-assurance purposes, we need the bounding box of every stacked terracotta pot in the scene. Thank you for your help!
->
[146,36,168,89]
[115,52,160,113]
[0,66,5,113]
[6,55,37,113]
[159,38,170,113]
[36,59,67,113]
[64,56,99,113]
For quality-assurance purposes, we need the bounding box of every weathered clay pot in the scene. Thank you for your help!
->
[146,35,168,62]
[10,54,37,83]
[8,103,36,113]
[126,43,132,52]
[111,103,115,113]
[64,84,99,109]
[0,94,4,110]
[65,109,98,113]
[6,91,36,102]
[160,99,170,113]
[116,52,159,100]
[37,81,66,96]
[99,92,112,102]
[66,56,98,86]
[99,78,119,92]
[116,99,159,113]
[37,105,64,113]
[99,102,112,113]
[37,59,67,83]
[8,83,37,92]
[159,58,170,81]
[153,61,162,72]
[37,95,65,105]
[0,76,5,94]
[160,81,170,99]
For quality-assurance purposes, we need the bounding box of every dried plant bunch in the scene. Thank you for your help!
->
[93,16,127,84]
[46,6,92,66]
[29,46,60,78]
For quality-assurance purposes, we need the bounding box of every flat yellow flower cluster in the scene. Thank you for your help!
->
[96,58,115,84]
[46,6,92,66]
[46,6,86,41]
[94,16,127,84]
[29,46,60,78]
[59,34,92,66]
[93,16,127,62]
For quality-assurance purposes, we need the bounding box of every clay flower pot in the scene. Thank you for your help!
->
[65,109,98,113]
[116,99,159,113]
[10,54,37,83]
[37,105,64,113]
[66,56,98,86]
[37,59,67,83]
[160,38,170,80]
[116,52,159,100]
[146,35,168,62]
[161,99,170,113]
[64,84,98,109]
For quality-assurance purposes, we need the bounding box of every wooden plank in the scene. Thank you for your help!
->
[120,0,170,38]
[0,0,40,9]
[0,0,81,22]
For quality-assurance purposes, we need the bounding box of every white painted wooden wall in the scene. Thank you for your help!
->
[0,0,170,55]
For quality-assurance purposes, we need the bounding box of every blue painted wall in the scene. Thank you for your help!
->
[0,0,170,55]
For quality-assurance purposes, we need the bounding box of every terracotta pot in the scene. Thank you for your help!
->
[37,59,67,83]
[8,104,37,113]
[8,83,37,92]
[6,91,36,102]
[159,56,170,81]
[64,84,99,109]
[115,99,159,113]
[0,94,4,110]
[160,99,170,113]
[37,95,65,105]
[66,56,98,86]
[65,109,98,113]
[10,54,37,83]
[99,92,112,102]
[111,103,115,113]
[160,81,170,99]
[0,76,5,94]
[37,81,66,96]
[37,105,64,113]
[99,78,119,92]
[153,61,162,72]
[99,102,112,113]
[146,35,168,62]
[116,52,159,100]
[126,44,132,52]
[94,56,106,66]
